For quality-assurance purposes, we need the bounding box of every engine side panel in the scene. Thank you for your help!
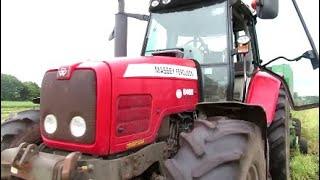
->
[107,56,199,154]
[246,71,281,124]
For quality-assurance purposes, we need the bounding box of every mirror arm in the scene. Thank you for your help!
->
[291,0,319,61]
[125,13,150,21]
[261,56,301,68]
[108,29,115,41]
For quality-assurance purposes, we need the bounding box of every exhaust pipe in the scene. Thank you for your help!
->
[114,0,127,57]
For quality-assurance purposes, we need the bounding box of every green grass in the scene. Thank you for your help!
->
[291,152,319,180]
[0,101,319,179]
[1,101,39,122]
[291,108,319,180]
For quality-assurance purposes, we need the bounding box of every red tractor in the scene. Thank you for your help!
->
[1,0,319,179]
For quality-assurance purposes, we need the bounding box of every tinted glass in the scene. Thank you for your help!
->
[145,2,229,102]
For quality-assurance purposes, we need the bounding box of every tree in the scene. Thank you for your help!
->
[1,74,25,101]
[22,82,40,100]
[1,74,40,101]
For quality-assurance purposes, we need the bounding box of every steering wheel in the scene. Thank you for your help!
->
[183,37,210,55]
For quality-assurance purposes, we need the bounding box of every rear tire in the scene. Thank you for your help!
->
[267,88,290,180]
[164,117,266,180]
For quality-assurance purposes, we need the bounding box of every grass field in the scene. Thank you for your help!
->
[0,101,319,179]
[1,101,39,121]
[291,108,319,180]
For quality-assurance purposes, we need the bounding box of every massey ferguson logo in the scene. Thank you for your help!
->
[176,88,194,99]
[58,67,68,76]
[57,66,70,79]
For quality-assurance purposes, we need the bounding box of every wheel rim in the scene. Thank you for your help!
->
[247,164,259,180]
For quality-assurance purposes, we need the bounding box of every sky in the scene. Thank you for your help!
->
[1,0,319,96]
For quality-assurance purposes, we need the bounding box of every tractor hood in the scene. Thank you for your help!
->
[40,56,199,156]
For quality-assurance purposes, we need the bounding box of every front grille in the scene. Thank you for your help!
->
[40,70,96,144]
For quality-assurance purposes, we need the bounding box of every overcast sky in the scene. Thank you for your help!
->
[1,0,319,95]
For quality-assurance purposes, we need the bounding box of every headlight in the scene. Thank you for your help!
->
[162,0,171,4]
[44,114,57,134]
[151,0,160,7]
[70,116,86,137]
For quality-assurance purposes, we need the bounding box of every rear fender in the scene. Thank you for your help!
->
[245,71,282,124]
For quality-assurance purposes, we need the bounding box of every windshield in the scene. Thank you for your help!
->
[144,1,229,102]
[144,2,228,64]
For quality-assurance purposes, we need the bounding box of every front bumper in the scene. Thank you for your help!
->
[1,142,167,180]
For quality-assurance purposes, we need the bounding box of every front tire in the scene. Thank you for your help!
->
[1,110,41,152]
[164,117,266,180]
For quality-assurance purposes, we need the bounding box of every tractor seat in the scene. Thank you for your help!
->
[234,60,251,77]
[202,51,226,64]
[234,61,250,101]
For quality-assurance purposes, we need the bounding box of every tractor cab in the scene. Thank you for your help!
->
[141,0,319,109]
[142,0,259,102]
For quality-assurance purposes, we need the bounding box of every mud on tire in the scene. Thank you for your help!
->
[164,117,266,180]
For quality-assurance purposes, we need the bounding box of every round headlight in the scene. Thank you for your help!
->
[162,0,171,4]
[44,114,57,134]
[70,116,86,137]
[151,0,160,7]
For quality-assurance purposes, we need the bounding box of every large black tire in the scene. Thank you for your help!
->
[267,89,290,180]
[164,117,266,180]
[1,110,41,152]
[1,123,41,151]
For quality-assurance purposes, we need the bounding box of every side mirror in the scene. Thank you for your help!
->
[254,0,279,19]
[302,50,319,69]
